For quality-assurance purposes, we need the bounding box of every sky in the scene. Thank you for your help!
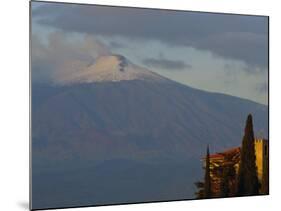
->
[31,1,268,105]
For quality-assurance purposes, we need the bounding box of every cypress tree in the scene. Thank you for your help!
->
[204,145,212,198]
[220,167,230,197]
[237,114,259,196]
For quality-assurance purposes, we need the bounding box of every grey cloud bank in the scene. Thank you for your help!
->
[32,2,268,69]
[143,58,191,71]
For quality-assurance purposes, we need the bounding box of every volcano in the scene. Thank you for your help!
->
[31,54,268,209]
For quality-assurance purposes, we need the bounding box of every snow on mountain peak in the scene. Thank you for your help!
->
[56,54,167,85]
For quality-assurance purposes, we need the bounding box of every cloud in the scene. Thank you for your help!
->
[31,31,111,83]
[109,41,127,49]
[256,82,268,93]
[32,2,268,70]
[198,32,268,71]
[143,58,191,71]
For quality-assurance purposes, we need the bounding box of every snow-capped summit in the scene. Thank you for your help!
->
[58,54,167,85]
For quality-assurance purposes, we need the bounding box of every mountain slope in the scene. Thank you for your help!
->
[32,79,268,164]
[55,54,167,85]
[31,55,268,209]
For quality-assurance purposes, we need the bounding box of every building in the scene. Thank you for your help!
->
[202,138,269,197]
[204,147,240,197]
[255,138,269,194]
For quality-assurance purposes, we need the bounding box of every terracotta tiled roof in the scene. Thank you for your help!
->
[203,147,241,160]
[218,147,240,156]
[209,153,224,159]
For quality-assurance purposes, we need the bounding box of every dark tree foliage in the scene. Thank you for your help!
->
[261,168,269,194]
[194,181,204,199]
[204,145,212,198]
[261,143,269,194]
[220,167,230,197]
[237,114,259,196]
